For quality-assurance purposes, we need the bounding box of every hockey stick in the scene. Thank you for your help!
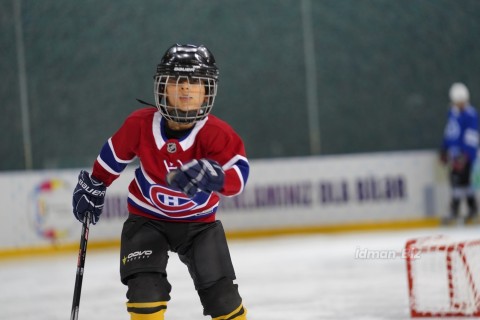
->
[70,212,92,320]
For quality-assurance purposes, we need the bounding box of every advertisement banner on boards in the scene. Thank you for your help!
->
[0,151,439,250]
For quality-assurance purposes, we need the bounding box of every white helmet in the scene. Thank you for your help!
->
[449,82,470,104]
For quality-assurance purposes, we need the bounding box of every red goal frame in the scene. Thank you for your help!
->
[405,237,480,317]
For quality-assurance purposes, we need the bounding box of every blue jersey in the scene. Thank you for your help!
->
[442,105,479,161]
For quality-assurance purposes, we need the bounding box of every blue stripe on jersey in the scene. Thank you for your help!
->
[99,141,129,174]
[134,168,151,198]
[235,159,250,185]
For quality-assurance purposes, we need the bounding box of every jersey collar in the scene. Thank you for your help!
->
[152,111,208,151]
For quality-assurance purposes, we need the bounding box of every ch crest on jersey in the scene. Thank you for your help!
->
[149,185,198,214]
[167,143,177,153]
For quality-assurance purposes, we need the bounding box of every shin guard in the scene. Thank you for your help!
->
[125,272,171,320]
[198,277,242,317]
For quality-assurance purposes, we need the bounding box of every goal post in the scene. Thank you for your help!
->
[405,236,480,317]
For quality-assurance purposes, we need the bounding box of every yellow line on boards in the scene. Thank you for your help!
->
[0,218,441,261]
[225,217,441,239]
[0,240,120,261]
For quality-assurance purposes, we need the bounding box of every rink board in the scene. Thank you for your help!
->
[0,150,448,256]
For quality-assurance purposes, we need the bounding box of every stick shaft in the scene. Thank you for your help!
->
[70,213,91,320]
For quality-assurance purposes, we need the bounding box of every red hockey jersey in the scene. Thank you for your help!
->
[92,108,249,222]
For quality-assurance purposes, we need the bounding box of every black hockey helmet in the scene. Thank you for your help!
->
[156,44,219,79]
[154,44,219,123]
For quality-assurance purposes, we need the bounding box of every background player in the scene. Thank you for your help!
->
[72,44,249,320]
[440,82,479,224]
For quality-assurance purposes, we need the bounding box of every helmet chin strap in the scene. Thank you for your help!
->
[136,98,156,107]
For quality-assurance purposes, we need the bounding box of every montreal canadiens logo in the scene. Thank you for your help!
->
[149,185,199,214]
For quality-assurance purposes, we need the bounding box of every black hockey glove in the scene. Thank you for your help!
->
[72,170,106,225]
[439,149,448,165]
[451,153,469,173]
[166,159,225,197]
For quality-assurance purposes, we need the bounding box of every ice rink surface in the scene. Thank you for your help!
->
[2,224,480,320]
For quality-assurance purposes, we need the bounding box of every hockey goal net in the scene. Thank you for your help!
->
[406,236,480,317]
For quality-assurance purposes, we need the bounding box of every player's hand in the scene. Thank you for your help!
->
[166,169,199,197]
[451,153,468,172]
[166,159,225,197]
[72,170,106,225]
[439,149,448,165]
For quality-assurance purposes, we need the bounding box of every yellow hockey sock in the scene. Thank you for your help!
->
[127,301,167,320]
[212,303,247,320]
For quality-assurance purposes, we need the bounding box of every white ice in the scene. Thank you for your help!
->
[2,225,480,320]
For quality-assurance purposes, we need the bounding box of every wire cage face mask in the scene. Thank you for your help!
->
[154,75,217,123]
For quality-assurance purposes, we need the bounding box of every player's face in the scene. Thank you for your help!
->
[454,101,467,110]
[166,77,206,111]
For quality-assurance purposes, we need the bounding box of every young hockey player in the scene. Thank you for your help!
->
[72,44,249,319]
[440,82,479,224]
